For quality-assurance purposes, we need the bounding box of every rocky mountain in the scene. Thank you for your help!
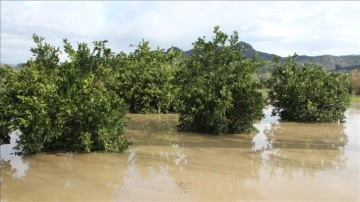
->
[167,42,360,72]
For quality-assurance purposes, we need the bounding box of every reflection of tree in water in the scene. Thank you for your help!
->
[126,140,264,201]
[124,114,180,146]
[123,113,265,201]
[126,144,187,181]
[0,153,129,201]
[1,111,357,201]
[179,149,263,201]
[262,122,348,178]
[0,160,23,202]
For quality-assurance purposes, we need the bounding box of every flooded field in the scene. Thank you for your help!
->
[1,105,359,201]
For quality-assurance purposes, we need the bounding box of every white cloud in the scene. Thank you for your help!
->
[1,1,359,64]
[6,1,107,37]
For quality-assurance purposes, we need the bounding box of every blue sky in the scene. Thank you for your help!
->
[1,1,359,64]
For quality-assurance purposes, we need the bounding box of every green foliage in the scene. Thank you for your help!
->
[268,55,351,122]
[1,34,129,153]
[351,69,360,95]
[177,26,265,135]
[255,72,272,88]
[115,40,184,113]
[0,66,18,144]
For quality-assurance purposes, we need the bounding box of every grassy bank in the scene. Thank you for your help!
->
[351,94,360,103]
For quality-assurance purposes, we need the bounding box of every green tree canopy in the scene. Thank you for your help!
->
[0,66,18,145]
[177,26,265,135]
[0,34,129,153]
[116,40,184,113]
[268,55,351,122]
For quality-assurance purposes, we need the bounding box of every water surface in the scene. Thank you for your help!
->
[1,106,359,201]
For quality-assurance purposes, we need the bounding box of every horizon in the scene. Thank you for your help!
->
[1,40,360,66]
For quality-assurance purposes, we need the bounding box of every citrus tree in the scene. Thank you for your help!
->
[268,55,351,122]
[0,65,18,145]
[116,40,184,113]
[177,26,265,135]
[0,34,129,153]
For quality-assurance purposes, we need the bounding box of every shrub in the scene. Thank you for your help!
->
[0,35,129,153]
[177,26,265,135]
[114,40,184,113]
[268,55,351,122]
[0,66,18,145]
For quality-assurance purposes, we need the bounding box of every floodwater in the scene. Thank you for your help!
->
[1,105,359,201]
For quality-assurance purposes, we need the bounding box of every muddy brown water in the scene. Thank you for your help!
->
[1,106,359,201]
